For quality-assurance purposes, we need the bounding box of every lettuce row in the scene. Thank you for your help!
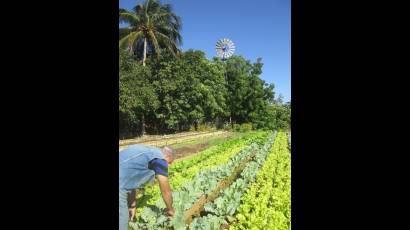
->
[229,131,291,230]
[130,133,271,230]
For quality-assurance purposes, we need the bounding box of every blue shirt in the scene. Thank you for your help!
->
[148,158,169,177]
[119,144,166,190]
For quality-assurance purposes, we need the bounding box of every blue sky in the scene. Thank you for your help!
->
[119,0,291,102]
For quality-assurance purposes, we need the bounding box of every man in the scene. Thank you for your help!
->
[119,144,175,230]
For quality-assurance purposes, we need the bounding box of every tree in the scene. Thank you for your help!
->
[119,0,182,66]
[119,49,158,136]
[223,56,274,126]
[149,50,227,132]
[224,56,252,124]
[271,97,291,130]
[276,93,284,104]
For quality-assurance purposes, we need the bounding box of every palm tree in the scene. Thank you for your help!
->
[119,0,182,66]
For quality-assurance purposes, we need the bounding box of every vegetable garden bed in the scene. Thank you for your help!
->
[127,131,290,230]
[183,150,258,225]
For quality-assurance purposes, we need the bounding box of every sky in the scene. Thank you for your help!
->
[119,0,291,102]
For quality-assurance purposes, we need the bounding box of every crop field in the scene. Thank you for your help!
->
[128,131,291,230]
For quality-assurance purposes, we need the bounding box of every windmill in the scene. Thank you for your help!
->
[215,38,235,60]
[215,38,235,127]
[215,38,235,81]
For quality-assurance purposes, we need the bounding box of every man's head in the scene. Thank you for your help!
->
[161,146,175,164]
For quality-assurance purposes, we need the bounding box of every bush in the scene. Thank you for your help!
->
[189,123,216,132]
[233,123,253,132]
[240,123,253,132]
[224,123,232,131]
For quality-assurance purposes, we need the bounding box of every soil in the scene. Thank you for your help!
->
[171,132,233,161]
[173,143,211,160]
[220,223,230,229]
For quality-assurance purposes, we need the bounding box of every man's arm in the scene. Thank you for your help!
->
[127,189,137,221]
[157,174,174,217]
[127,189,137,208]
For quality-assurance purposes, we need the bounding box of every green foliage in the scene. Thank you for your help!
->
[119,0,182,65]
[119,41,291,136]
[131,133,272,230]
[240,123,253,132]
[118,1,291,137]
[230,132,291,230]
[190,214,226,230]
[119,49,291,135]
[233,123,253,132]
[156,50,226,130]
[135,132,268,214]
[273,101,291,130]
[128,132,289,230]
[191,133,277,229]
[224,56,272,125]
[119,49,159,135]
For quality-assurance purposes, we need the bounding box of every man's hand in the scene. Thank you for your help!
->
[167,208,175,218]
[129,207,136,221]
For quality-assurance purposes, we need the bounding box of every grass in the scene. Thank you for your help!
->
[170,131,253,148]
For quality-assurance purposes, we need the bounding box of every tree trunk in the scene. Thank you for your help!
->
[141,113,146,136]
[142,38,147,66]
[129,44,133,54]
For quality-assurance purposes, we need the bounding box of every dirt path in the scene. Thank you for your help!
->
[120,131,223,146]
[119,131,228,151]
[173,143,212,161]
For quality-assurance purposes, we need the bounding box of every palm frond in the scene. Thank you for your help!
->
[155,31,179,56]
[161,3,172,12]
[132,4,144,14]
[156,25,182,46]
[119,27,132,40]
[119,12,139,25]
[147,0,160,12]
[119,8,128,14]
[119,33,132,49]
[119,31,144,51]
